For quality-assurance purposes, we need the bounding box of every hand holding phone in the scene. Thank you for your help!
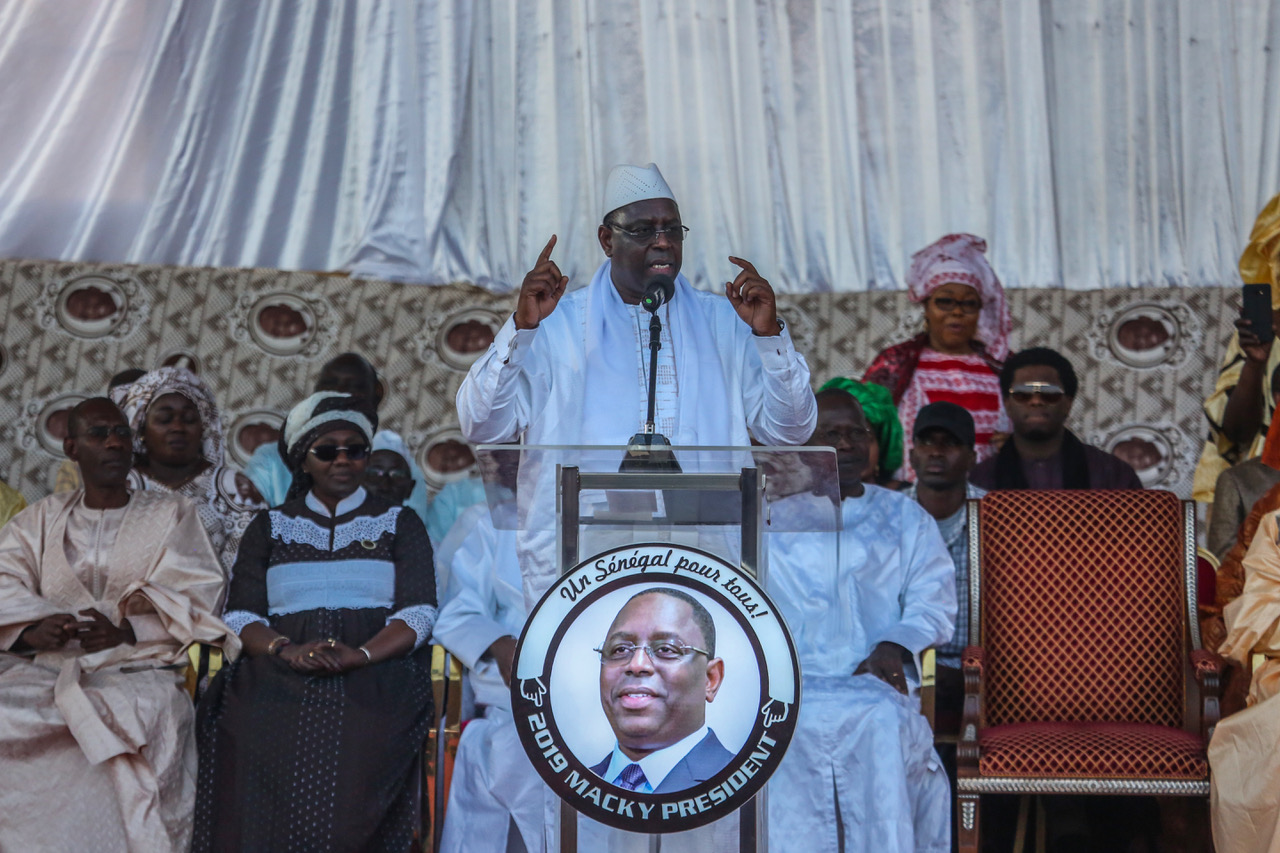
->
[1241,284,1275,355]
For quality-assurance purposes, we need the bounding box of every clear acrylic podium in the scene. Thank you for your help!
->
[476,444,841,853]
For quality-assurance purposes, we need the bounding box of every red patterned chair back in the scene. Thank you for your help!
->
[976,490,1187,729]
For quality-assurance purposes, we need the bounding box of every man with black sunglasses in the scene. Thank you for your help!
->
[970,347,1141,490]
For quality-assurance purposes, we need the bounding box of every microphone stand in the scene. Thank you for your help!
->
[644,310,661,435]
[620,306,682,473]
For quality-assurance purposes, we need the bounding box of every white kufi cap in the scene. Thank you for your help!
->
[603,163,676,219]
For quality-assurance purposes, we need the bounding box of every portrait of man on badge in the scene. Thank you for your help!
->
[588,587,734,794]
[527,559,797,832]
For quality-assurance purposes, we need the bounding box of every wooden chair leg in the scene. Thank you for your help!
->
[958,792,980,853]
[1034,796,1047,853]
[1012,795,1030,853]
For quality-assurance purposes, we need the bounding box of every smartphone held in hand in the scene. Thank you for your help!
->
[1242,283,1275,345]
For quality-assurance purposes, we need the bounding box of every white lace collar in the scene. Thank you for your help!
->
[271,496,400,552]
[305,487,368,518]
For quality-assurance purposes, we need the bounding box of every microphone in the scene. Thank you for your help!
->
[640,275,676,313]
[620,273,681,473]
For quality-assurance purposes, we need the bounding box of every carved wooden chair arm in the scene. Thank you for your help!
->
[1190,648,1224,740]
[959,645,985,774]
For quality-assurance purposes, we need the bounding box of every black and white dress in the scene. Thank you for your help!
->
[194,487,437,852]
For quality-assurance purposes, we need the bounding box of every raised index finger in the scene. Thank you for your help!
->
[728,256,758,275]
[537,234,558,265]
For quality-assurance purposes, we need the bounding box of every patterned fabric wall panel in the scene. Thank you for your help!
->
[0,258,1229,502]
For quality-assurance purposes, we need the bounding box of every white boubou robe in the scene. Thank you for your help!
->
[433,502,542,853]
[456,261,817,607]
[0,490,235,852]
[765,485,957,853]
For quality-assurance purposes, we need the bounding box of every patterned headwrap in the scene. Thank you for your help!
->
[110,366,223,464]
[819,377,904,479]
[1240,193,1280,308]
[280,391,378,501]
[906,233,1012,361]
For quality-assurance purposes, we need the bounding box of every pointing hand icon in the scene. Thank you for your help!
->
[761,699,789,727]
[521,677,548,707]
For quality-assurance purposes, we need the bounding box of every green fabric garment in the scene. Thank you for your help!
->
[818,377,905,478]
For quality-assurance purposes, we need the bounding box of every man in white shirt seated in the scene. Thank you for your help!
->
[590,587,731,793]
[432,497,542,853]
[766,386,957,853]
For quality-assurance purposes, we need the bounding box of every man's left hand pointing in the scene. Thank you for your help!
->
[725,257,782,337]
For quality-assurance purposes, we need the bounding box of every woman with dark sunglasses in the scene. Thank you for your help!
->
[863,233,1013,482]
[193,392,437,852]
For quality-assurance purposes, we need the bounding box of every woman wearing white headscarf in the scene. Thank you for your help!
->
[863,234,1013,479]
[112,366,262,574]
[194,391,437,852]
[367,429,430,524]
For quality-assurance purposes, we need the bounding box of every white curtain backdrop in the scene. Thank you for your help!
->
[0,0,1276,293]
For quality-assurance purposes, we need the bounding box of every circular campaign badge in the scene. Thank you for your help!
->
[512,543,800,833]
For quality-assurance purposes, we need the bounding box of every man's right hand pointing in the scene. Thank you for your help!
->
[514,235,570,330]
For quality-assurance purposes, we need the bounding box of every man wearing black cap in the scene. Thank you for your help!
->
[906,401,988,850]
[905,402,984,702]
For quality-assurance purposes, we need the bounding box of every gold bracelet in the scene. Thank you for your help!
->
[267,635,291,655]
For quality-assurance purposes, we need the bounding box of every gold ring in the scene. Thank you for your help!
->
[327,638,336,647]
[308,651,316,658]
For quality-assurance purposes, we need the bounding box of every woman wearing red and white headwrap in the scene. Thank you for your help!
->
[864,234,1013,479]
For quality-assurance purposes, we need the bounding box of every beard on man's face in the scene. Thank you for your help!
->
[1020,424,1058,442]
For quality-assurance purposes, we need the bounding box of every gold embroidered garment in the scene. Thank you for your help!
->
[0,490,235,851]
[1210,510,1280,852]
[0,479,25,528]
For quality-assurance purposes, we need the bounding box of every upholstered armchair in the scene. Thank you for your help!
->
[955,490,1222,853]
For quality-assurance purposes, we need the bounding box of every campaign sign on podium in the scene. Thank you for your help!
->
[512,542,799,832]
[478,444,840,850]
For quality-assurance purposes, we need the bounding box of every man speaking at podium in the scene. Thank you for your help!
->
[458,161,815,449]
[457,163,817,600]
